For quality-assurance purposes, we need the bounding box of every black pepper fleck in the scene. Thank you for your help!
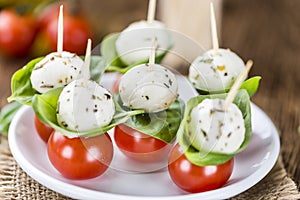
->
[201,129,208,140]
[104,93,111,100]
[163,83,170,88]
[227,132,232,138]
[40,84,54,88]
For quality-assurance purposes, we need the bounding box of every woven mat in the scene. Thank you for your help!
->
[0,137,299,200]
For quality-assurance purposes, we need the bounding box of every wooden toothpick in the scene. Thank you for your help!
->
[57,5,64,54]
[83,39,92,85]
[224,60,253,111]
[148,37,157,66]
[147,0,157,23]
[210,2,219,55]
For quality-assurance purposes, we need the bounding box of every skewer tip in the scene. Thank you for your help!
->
[57,5,64,53]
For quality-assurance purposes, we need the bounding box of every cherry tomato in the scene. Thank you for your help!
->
[44,12,92,55]
[168,144,234,193]
[0,10,37,57]
[47,131,113,180]
[34,115,54,143]
[114,124,172,162]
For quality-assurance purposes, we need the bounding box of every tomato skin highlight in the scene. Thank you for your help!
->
[34,115,54,143]
[47,131,113,180]
[168,144,234,193]
[114,124,172,162]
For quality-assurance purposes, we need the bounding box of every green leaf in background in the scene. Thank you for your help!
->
[32,88,144,138]
[0,102,23,136]
[177,89,252,166]
[7,57,43,105]
[240,76,261,97]
[101,33,172,74]
[89,56,107,83]
[101,33,126,68]
[115,94,185,143]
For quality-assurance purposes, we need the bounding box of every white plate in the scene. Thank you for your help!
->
[8,73,280,200]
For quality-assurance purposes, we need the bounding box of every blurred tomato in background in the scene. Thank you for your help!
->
[0,9,37,57]
[41,2,92,56]
[0,0,93,58]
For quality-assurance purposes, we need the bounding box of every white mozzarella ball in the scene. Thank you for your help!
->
[115,20,171,65]
[188,98,245,154]
[57,79,115,132]
[119,64,178,113]
[188,48,245,92]
[30,51,84,94]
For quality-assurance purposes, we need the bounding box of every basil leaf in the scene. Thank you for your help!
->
[89,56,107,82]
[115,94,185,143]
[32,88,144,138]
[178,89,251,166]
[240,76,261,97]
[0,102,23,136]
[101,33,126,68]
[196,76,261,97]
[8,57,44,105]
[101,33,172,74]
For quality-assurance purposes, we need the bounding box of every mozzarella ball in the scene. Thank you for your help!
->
[188,98,245,154]
[119,64,178,113]
[115,20,171,65]
[57,78,115,132]
[30,51,84,94]
[188,48,245,92]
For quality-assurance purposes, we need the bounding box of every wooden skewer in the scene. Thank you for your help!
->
[148,37,157,66]
[57,5,64,54]
[224,60,253,111]
[210,2,219,55]
[83,39,92,85]
[147,0,157,23]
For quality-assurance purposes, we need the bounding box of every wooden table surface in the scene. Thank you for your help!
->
[222,0,300,186]
[0,0,299,193]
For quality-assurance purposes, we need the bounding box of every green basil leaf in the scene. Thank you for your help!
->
[89,56,107,82]
[0,102,23,136]
[178,89,251,166]
[196,77,261,97]
[32,88,144,138]
[101,33,172,74]
[8,57,44,105]
[240,76,261,97]
[114,94,185,143]
[101,33,126,68]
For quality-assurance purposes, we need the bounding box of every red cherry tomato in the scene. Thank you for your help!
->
[168,144,234,193]
[0,10,37,57]
[114,124,172,162]
[47,131,113,180]
[44,13,92,55]
[34,115,54,143]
